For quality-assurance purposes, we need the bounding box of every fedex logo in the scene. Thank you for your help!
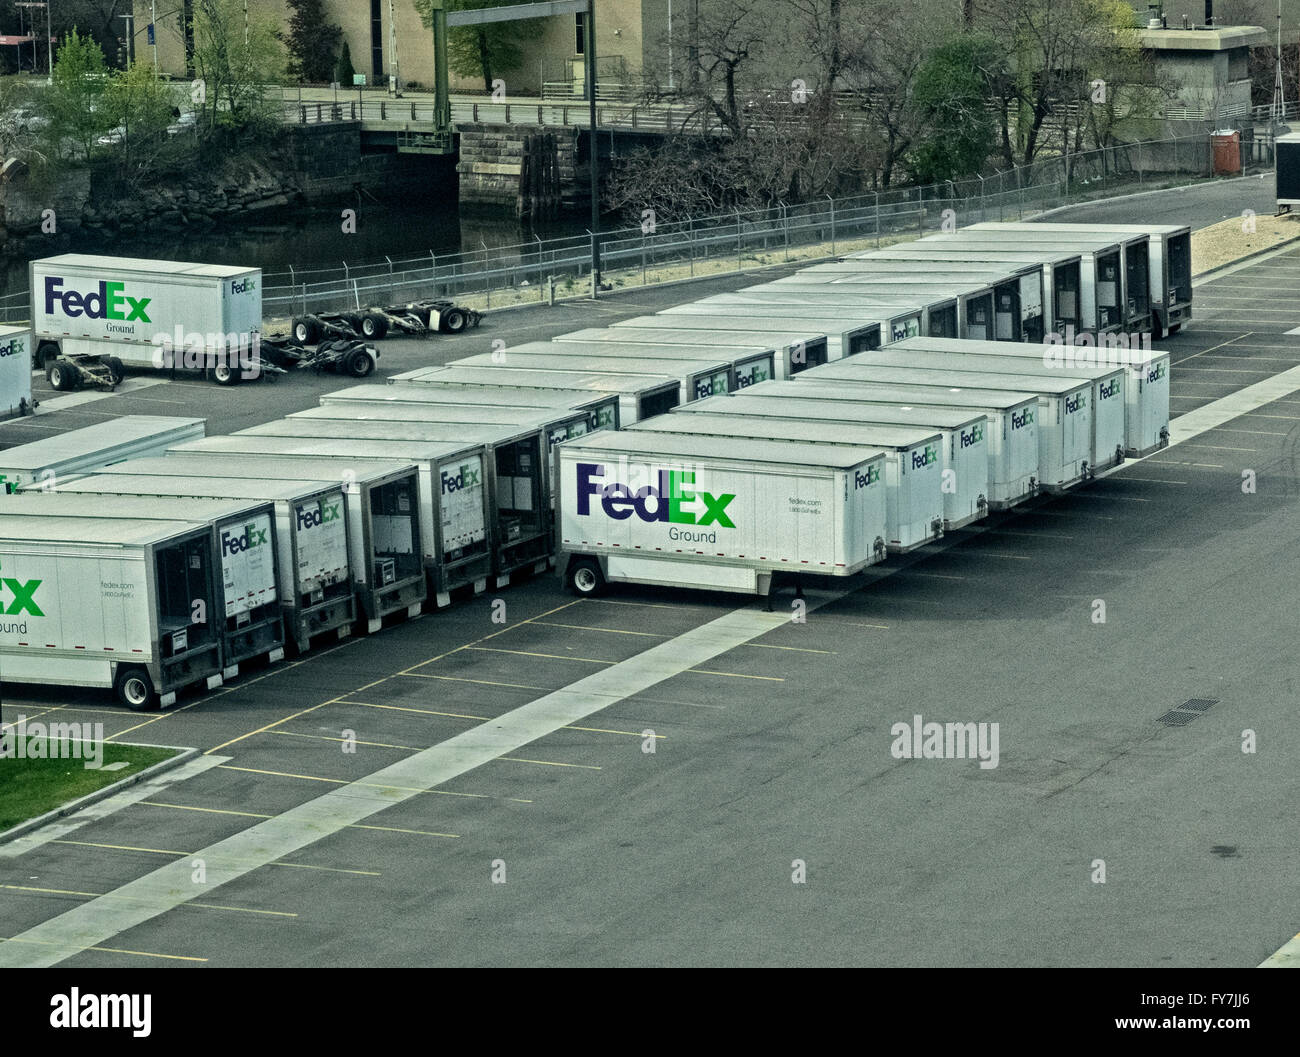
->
[576,462,735,527]
[1147,362,1167,383]
[43,277,151,323]
[222,522,268,556]
[297,501,341,530]
[1064,392,1087,414]
[911,445,939,469]
[960,424,984,448]
[441,463,481,494]
[0,561,43,616]
[854,465,881,489]
[1098,379,1121,399]
[230,277,257,295]
[1011,408,1034,429]
[0,337,22,358]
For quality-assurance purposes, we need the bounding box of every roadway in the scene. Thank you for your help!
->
[1,239,1299,967]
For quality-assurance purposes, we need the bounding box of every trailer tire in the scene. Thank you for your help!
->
[292,317,320,345]
[114,666,157,711]
[209,362,240,385]
[37,342,59,371]
[360,313,388,340]
[345,348,375,377]
[442,307,469,333]
[1167,323,1181,335]
[106,356,126,386]
[48,360,80,391]
[566,558,605,597]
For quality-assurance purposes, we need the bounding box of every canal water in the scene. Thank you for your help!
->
[1,183,592,297]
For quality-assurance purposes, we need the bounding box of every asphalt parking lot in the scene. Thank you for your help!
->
[1,238,1299,968]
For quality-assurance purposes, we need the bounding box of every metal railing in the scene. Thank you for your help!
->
[0,130,1275,325]
[260,131,1275,318]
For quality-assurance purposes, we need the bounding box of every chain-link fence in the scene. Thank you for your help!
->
[0,130,1276,325]
[260,130,1276,318]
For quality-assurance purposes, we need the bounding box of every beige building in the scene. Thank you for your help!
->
[135,0,674,96]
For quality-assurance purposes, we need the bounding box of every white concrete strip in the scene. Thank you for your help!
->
[1285,325,1300,336]
[1259,932,1300,967]
[29,377,168,416]
[0,755,228,860]
[0,607,790,967]
[1168,364,1300,445]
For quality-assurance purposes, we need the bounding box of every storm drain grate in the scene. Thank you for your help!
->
[1157,698,1220,726]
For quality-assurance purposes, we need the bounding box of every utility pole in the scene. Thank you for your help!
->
[388,0,402,95]
[151,0,159,73]
[120,12,135,66]
[587,0,600,288]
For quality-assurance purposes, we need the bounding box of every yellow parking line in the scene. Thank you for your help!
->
[743,643,835,654]
[1211,427,1288,435]
[501,756,602,770]
[217,764,533,804]
[1,707,60,730]
[399,600,583,675]
[1181,443,1259,452]
[351,824,460,838]
[47,838,381,874]
[205,698,342,755]
[466,646,615,665]
[588,598,683,610]
[567,725,665,738]
[688,669,785,681]
[531,620,665,638]
[140,801,273,819]
[1118,477,1188,485]
[1,884,296,918]
[348,698,658,739]
[346,700,490,721]
[0,935,206,963]
[399,672,556,691]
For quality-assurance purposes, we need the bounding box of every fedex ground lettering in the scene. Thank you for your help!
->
[576,462,736,528]
[44,277,151,323]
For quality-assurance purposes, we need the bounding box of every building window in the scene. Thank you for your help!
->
[575,12,585,56]
[371,0,384,79]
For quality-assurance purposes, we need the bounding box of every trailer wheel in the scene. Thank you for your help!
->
[209,362,240,385]
[114,666,157,711]
[37,342,59,371]
[442,307,469,333]
[105,356,126,386]
[567,558,605,597]
[1166,323,1182,335]
[345,348,375,377]
[48,360,80,391]
[292,317,320,345]
[360,313,388,340]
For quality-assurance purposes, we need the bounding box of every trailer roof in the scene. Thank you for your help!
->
[293,403,584,428]
[968,225,1143,247]
[3,492,273,523]
[880,341,1127,381]
[700,292,931,314]
[778,377,1038,411]
[559,328,782,352]
[997,222,1190,237]
[47,472,338,501]
[143,452,418,483]
[897,336,1160,369]
[930,231,1121,250]
[0,513,209,545]
[661,303,896,327]
[639,413,943,449]
[450,351,733,375]
[194,433,485,461]
[357,378,614,410]
[918,236,1118,257]
[778,264,1029,281]
[561,428,886,470]
[804,358,1089,395]
[681,392,985,429]
[242,416,543,447]
[748,279,989,297]
[0,416,205,470]
[611,315,829,342]
[546,339,773,362]
[436,365,680,394]
[848,247,1082,266]
[33,254,257,279]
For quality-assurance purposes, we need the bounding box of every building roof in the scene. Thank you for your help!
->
[1137,26,1270,51]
